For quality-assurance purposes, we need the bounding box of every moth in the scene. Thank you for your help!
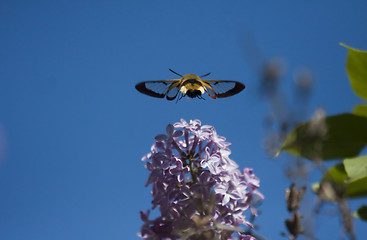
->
[135,69,245,101]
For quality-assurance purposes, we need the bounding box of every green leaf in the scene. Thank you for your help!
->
[344,155,367,181]
[340,43,367,101]
[353,104,367,118]
[327,163,348,184]
[354,205,367,221]
[280,113,367,160]
[345,176,367,198]
[344,155,367,198]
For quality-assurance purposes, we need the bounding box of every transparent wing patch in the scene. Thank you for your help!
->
[204,80,245,98]
[166,85,180,100]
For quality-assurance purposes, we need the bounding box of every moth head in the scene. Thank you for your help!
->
[181,74,201,81]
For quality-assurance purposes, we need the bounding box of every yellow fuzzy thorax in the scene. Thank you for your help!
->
[179,74,205,95]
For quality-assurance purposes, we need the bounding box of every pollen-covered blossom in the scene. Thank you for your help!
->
[139,119,263,240]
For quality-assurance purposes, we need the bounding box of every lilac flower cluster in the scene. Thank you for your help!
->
[140,119,263,240]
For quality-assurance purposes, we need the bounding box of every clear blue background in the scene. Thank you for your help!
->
[1,1,366,239]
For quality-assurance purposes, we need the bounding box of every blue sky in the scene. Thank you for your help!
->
[1,1,366,239]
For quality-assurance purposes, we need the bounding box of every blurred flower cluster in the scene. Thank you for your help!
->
[139,119,263,240]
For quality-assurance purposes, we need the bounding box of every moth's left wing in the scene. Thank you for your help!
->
[202,80,245,98]
[135,80,180,100]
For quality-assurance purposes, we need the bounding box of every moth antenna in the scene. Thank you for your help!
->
[169,69,183,77]
[200,72,211,78]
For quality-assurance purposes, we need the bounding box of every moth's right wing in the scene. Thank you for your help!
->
[201,80,246,99]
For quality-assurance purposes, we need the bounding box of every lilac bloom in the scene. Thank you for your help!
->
[215,179,243,205]
[242,168,260,189]
[173,119,201,134]
[155,124,183,146]
[219,148,238,172]
[139,119,263,240]
[208,128,231,149]
[200,147,222,175]
[169,158,189,182]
